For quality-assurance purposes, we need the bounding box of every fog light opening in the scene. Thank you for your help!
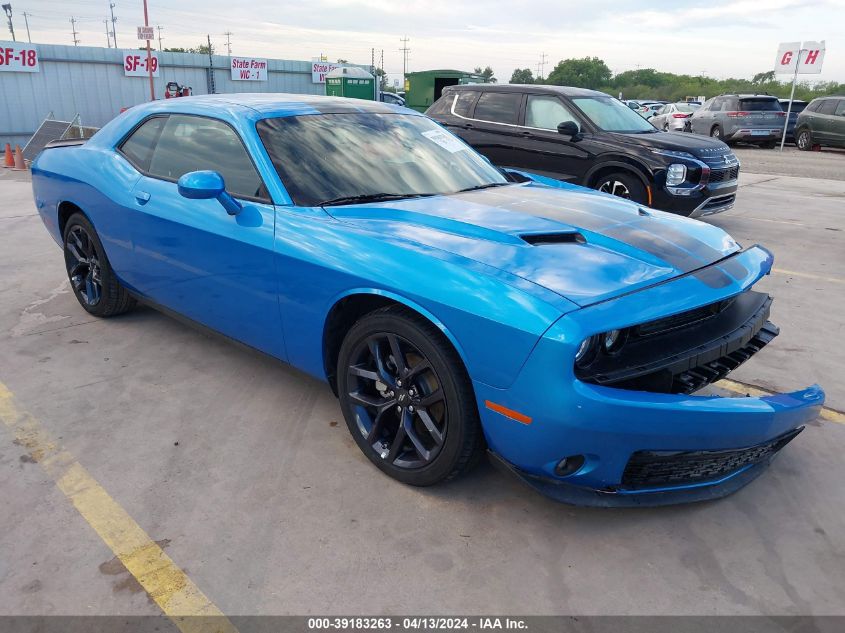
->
[554,455,586,478]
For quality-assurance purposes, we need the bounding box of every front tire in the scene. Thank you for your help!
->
[63,214,135,317]
[594,171,648,205]
[710,125,724,140]
[797,129,813,151]
[337,306,482,486]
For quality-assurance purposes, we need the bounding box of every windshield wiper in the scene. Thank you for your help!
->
[318,192,433,207]
[455,182,511,194]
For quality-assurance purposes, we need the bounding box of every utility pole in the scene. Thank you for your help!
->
[142,0,154,100]
[400,36,410,86]
[109,2,117,47]
[538,52,548,81]
[103,19,110,47]
[70,17,80,46]
[22,11,31,43]
[206,34,216,94]
[2,4,14,42]
[223,30,232,56]
[156,25,163,51]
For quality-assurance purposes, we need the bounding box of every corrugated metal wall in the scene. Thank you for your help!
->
[1,42,356,147]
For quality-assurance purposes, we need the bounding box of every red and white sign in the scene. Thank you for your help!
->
[775,41,826,74]
[231,57,268,81]
[312,58,339,83]
[137,26,155,41]
[0,43,39,73]
[123,50,160,77]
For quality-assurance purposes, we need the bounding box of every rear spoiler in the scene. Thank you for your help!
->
[43,138,87,149]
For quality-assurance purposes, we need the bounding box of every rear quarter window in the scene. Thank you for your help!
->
[817,100,837,115]
[453,91,480,117]
[473,92,522,124]
[120,117,166,172]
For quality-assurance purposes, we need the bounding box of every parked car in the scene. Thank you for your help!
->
[650,102,701,131]
[795,96,845,150]
[641,103,665,119]
[380,92,405,106]
[688,94,785,147]
[778,98,808,143]
[426,84,740,217]
[30,94,823,506]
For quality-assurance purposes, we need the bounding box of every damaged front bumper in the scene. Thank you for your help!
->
[475,246,825,506]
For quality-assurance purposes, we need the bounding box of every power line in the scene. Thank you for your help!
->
[70,16,80,46]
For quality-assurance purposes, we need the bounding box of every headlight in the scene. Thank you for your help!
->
[603,329,624,352]
[575,337,593,363]
[666,163,687,186]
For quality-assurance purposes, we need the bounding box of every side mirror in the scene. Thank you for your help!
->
[557,121,580,139]
[177,170,242,215]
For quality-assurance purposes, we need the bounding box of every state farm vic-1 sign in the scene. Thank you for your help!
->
[231,57,268,81]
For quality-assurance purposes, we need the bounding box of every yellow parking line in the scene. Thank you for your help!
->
[716,378,845,425]
[772,268,845,285]
[0,382,238,633]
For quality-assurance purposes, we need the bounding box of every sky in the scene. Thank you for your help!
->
[7,0,845,86]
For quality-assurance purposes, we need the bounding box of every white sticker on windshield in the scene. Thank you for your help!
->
[422,129,467,153]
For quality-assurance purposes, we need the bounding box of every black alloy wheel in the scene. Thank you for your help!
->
[63,214,135,317]
[594,171,648,205]
[337,307,481,486]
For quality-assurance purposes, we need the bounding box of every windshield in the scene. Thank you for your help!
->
[256,113,507,207]
[572,96,656,133]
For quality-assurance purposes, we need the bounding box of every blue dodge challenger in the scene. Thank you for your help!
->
[31,94,824,506]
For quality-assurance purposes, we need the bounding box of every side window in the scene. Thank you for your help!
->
[473,92,523,125]
[452,91,480,117]
[147,115,266,200]
[817,100,837,115]
[525,95,579,130]
[804,100,819,113]
[833,100,845,116]
[120,117,166,172]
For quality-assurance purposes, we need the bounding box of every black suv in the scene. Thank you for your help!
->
[426,85,739,217]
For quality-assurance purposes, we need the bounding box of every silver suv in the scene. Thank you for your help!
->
[689,94,785,147]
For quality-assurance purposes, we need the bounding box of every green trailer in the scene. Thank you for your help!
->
[325,67,376,101]
[403,69,484,112]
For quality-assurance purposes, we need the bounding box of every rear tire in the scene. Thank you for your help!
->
[336,306,482,487]
[63,213,135,317]
[797,129,813,151]
[593,171,648,205]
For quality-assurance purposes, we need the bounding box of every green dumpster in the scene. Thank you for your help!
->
[325,67,375,101]
[404,69,484,112]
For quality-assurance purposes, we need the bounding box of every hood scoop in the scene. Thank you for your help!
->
[520,231,586,246]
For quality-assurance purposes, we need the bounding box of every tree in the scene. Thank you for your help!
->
[189,43,212,55]
[752,70,776,84]
[546,57,611,89]
[474,66,497,83]
[509,68,535,84]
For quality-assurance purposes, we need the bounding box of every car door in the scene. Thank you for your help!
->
[120,114,285,359]
[462,91,527,168]
[504,93,593,182]
[832,99,845,146]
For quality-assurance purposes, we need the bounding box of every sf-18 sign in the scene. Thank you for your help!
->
[775,41,826,74]
[231,57,268,81]
[0,42,39,72]
[123,50,160,77]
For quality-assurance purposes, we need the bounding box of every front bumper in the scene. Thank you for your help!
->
[475,247,825,506]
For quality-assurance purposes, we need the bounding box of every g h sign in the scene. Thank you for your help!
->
[775,41,826,74]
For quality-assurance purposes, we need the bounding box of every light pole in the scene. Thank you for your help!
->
[2,4,15,42]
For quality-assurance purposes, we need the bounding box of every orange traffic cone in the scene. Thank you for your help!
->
[2,143,13,168]
[12,145,26,171]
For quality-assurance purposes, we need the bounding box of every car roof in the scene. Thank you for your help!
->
[444,84,609,98]
[125,93,410,119]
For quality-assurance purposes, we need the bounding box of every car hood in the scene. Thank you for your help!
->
[326,183,741,307]
[603,130,731,158]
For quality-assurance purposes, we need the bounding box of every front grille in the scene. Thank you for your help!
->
[709,165,740,183]
[620,428,802,490]
[635,298,735,337]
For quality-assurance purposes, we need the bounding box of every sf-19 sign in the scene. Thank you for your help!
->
[775,41,826,74]
[0,43,39,72]
[123,50,160,77]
